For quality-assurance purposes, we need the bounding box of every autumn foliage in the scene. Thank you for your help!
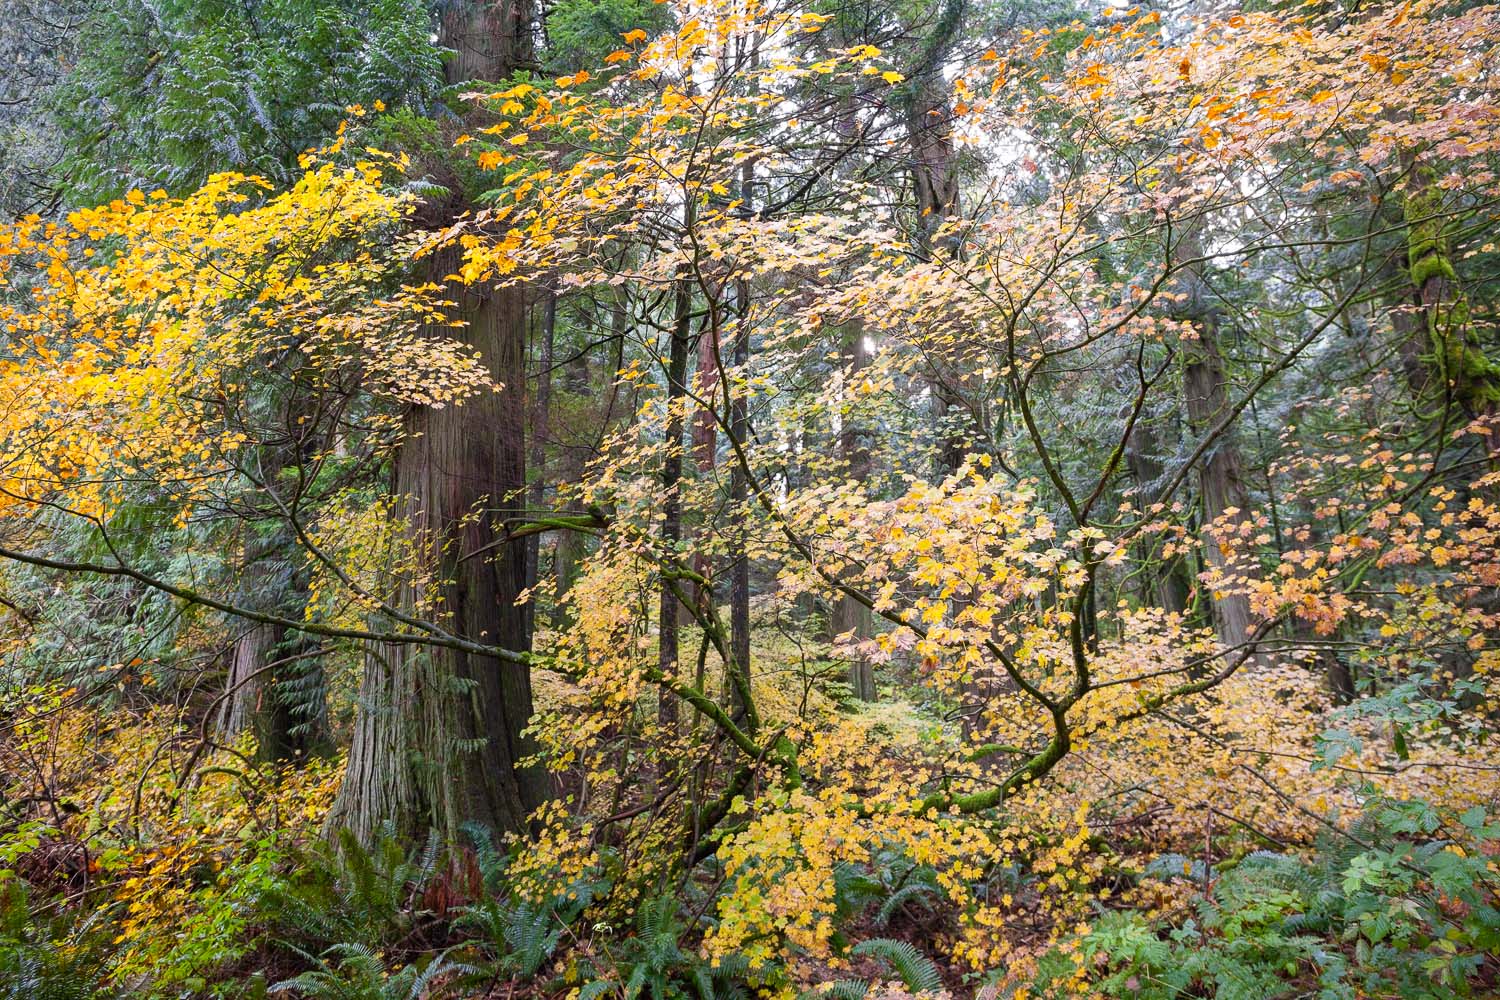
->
[1,0,1498,998]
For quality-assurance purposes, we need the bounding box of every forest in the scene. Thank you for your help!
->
[0,0,1498,997]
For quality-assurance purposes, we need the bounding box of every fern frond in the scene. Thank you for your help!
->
[577,980,615,1000]
[849,939,942,994]
[875,883,941,928]
[798,981,870,1000]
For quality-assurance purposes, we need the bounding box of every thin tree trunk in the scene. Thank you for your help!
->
[905,65,967,477]
[555,299,622,620]
[903,37,976,708]
[218,584,325,760]
[687,321,719,627]
[729,279,752,720]
[1122,403,1191,616]
[219,622,295,759]
[553,517,585,623]
[833,323,876,701]
[659,264,691,734]
[526,284,558,634]
[727,146,756,725]
[1396,162,1498,696]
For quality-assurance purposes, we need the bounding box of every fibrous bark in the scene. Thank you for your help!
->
[1174,227,1257,652]
[328,0,545,848]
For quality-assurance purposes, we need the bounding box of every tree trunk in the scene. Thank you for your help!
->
[727,147,756,725]
[688,321,719,628]
[729,276,752,721]
[526,284,557,633]
[328,0,544,848]
[218,622,297,760]
[554,527,585,620]
[1175,229,1257,652]
[553,300,613,622]
[1122,403,1191,616]
[832,323,876,701]
[218,388,329,762]
[903,43,976,709]
[218,581,326,762]
[1400,162,1500,460]
[906,82,959,238]
[658,267,691,733]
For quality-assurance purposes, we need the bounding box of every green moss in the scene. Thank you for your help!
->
[1446,341,1500,407]
[1409,251,1457,288]
[1403,169,1500,414]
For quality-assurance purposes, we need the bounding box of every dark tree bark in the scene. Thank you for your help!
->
[553,299,618,621]
[328,0,545,848]
[218,380,329,762]
[900,9,974,704]
[729,277,753,720]
[907,81,960,241]
[688,321,719,628]
[726,147,756,725]
[550,339,590,625]
[219,623,300,761]
[726,325,750,716]
[658,266,691,733]
[1122,404,1191,616]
